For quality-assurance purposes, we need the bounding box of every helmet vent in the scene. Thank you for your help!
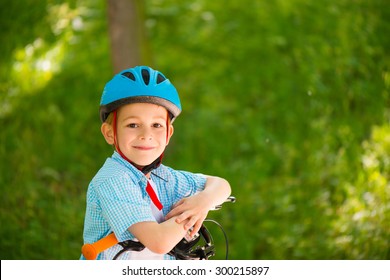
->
[157,73,166,84]
[122,72,136,81]
[141,69,150,85]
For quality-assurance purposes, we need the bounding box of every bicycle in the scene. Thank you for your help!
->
[82,196,236,260]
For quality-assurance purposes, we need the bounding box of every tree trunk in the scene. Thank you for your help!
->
[107,0,149,73]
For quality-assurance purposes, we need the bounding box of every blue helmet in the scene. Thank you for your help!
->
[100,66,182,122]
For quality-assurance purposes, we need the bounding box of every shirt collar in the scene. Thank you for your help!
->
[111,151,145,181]
[111,151,168,183]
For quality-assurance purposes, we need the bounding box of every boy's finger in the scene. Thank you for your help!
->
[175,212,190,224]
[184,216,198,231]
[165,209,177,220]
[190,221,202,238]
[165,204,185,220]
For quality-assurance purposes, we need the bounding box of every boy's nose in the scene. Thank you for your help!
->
[139,128,153,140]
[140,135,152,140]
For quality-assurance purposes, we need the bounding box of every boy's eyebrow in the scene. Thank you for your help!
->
[153,115,168,121]
[122,116,139,121]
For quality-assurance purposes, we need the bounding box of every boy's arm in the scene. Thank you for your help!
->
[165,175,231,237]
[128,217,187,254]
[128,175,231,255]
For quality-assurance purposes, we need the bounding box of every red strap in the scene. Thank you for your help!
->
[145,181,163,211]
[113,111,132,163]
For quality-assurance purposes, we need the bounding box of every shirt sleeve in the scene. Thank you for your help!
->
[169,169,207,203]
[95,175,155,242]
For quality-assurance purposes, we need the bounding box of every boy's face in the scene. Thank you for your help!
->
[101,103,174,167]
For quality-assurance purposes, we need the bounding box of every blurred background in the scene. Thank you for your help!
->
[0,0,389,260]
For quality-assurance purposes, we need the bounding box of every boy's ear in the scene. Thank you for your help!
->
[101,122,115,145]
[166,124,174,146]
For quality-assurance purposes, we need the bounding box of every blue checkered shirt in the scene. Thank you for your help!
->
[80,151,207,259]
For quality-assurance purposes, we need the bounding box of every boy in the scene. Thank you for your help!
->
[81,66,231,260]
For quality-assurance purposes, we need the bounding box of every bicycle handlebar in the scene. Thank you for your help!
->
[82,232,118,260]
[212,196,236,210]
[81,196,236,260]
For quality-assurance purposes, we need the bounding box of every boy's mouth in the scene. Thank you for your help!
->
[133,146,155,151]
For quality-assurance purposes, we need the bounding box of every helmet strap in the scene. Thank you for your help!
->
[113,110,132,164]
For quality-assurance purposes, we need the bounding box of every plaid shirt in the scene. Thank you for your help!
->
[81,151,206,260]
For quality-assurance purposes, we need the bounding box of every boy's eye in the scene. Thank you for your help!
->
[153,123,163,128]
[127,123,138,128]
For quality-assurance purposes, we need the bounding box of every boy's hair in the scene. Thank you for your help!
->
[105,112,113,125]
[99,66,182,123]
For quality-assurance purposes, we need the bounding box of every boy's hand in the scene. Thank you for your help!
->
[165,192,211,238]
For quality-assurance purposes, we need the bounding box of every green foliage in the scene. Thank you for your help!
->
[0,0,111,259]
[1,0,389,259]
[147,0,390,260]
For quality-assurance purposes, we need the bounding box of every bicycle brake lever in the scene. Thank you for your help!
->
[211,196,236,210]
